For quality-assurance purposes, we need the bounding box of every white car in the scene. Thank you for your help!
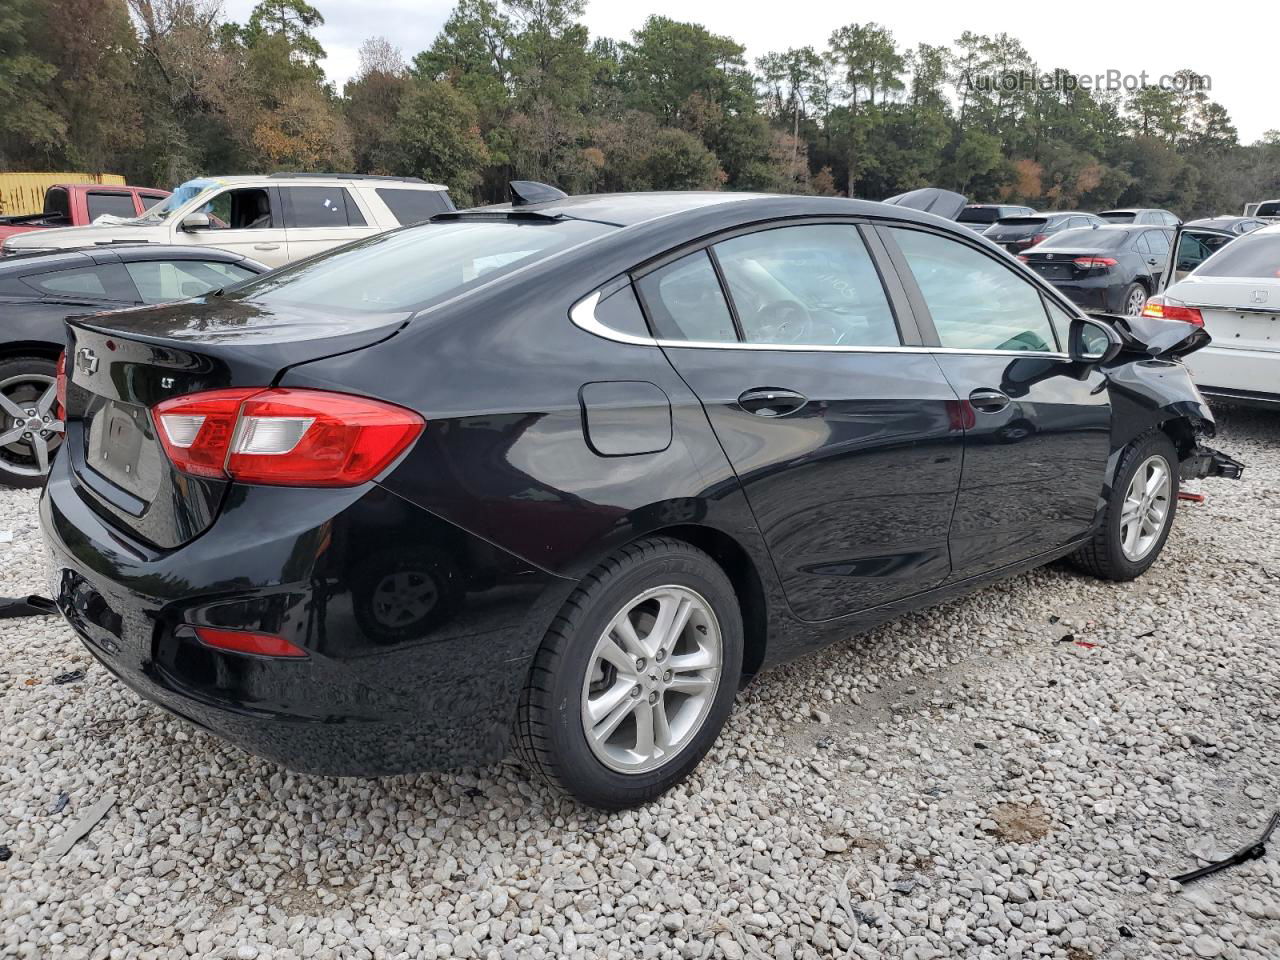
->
[1142,223,1280,407]
[0,174,453,269]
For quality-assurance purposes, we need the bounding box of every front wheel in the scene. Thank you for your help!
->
[1071,431,1179,580]
[514,537,743,809]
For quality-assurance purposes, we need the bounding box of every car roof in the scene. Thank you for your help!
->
[460,191,983,233]
[0,244,268,274]
[197,174,448,191]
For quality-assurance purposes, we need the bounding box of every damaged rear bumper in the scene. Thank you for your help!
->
[1180,443,1245,481]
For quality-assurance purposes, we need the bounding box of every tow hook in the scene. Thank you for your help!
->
[1181,444,1245,481]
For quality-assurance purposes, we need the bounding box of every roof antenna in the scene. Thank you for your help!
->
[509,181,567,206]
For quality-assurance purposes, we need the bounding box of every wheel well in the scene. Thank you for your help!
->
[648,524,769,685]
[0,341,62,363]
[1159,417,1199,460]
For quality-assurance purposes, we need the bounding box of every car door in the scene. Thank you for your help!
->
[1142,229,1172,288]
[280,185,379,261]
[635,220,965,622]
[1162,226,1236,288]
[878,224,1112,580]
[180,186,290,267]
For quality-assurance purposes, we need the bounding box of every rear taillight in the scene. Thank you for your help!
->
[56,350,67,420]
[1073,256,1118,270]
[152,388,424,486]
[1029,233,1048,246]
[1141,295,1204,326]
[1017,255,1030,262]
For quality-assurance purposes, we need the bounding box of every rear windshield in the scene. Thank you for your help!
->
[959,208,1000,224]
[1100,211,1136,223]
[1038,229,1130,250]
[1195,235,1280,278]
[993,217,1047,228]
[230,218,615,314]
[1256,201,1280,218]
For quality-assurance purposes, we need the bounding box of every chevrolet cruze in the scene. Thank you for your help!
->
[42,186,1240,809]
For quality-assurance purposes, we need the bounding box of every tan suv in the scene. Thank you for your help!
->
[0,174,453,268]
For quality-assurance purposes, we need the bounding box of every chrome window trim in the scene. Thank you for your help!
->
[570,289,1071,359]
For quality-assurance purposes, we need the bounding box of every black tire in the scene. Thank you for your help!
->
[1071,431,1179,580]
[514,536,743,809]
[1121,282,1147,316]
[0,355,62,489]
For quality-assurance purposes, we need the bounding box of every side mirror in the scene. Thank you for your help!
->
[180,212,210,231]
[1070,317,1123,364]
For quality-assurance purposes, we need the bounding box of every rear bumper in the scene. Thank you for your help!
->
[1047,277,1125,313]
[39,458,576,774]
[1189,345,1280,402]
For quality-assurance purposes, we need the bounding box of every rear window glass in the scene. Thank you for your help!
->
[993,217,1047,229]
[959,208,999,224]
[87,192,139,220]
[376,188,454,225]
[1196,235,1280,278]
[1038,229,1129,250]
[282,186,366,228]
[1255,201,1280,218]
[233,218,613,314]
[1100,211,1136,223]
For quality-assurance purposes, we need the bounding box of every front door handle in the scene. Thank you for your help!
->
[738,387,808,417]
[968,388,1011,413]
[253,243,281,251]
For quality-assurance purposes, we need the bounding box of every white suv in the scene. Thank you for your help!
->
[0,174,453,268]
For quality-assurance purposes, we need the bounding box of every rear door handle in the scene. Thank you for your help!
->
[968,388,1011,413]
[253,243,281,251]
[738,387,808,417]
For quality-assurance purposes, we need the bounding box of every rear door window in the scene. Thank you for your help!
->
[1146,230,1171,256]
[712,224,899,347]
[87,192,141,220]
[888,227,1058,353]
[375,188,454,225]
[21,265,130,301]
[282,186,366,228]
[125,260,258,304]
[636,251,737,343]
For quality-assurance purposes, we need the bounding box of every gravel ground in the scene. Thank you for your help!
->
[2,407,1278,960]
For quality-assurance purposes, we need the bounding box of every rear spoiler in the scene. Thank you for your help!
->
[1088,312,1211,361]
[881,188,968,221]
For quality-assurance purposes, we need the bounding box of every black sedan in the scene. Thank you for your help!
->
[1019,225,1174,315]
[41,187,1241,809]
[983,211,1107,254]
[0,245,266,486]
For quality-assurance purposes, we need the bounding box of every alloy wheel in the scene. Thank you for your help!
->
[1120,454,1171,561]
[581,585,723,774]
[1126,287,1147,316]
[0,374,63,478]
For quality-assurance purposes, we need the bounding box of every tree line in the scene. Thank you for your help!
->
[2,0,1277,218]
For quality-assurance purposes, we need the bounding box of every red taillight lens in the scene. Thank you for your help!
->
[1141,295,1204,326]
[1029,233,1048,246]
[56,350,67,420]
[1017,255,1030,262]
[1073,256,1118,269]
[194,626,307,658]
[152,388,424,486]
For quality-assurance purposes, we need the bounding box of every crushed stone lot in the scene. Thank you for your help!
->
[2,407,1279,960]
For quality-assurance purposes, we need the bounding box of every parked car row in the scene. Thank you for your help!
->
[36,180,1245,810]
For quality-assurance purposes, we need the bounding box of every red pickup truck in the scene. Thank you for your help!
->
[0,183,170,242]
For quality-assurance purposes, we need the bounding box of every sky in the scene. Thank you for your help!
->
[222,1,1270,144]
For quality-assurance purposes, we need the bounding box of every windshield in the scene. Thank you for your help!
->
[1195,235,1280,278]
[133,179,221,223]
[1039,229,1130,250]
[230,218,616,314]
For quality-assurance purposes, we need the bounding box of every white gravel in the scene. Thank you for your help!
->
[2,407,1279,960]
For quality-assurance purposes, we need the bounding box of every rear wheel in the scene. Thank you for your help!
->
[1122,282,1147,316]
[515,537,743,809]
[1071,431,1178,580]
[0,356,63,488]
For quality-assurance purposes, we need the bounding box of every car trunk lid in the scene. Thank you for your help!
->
[1172,277,1280,352]
[1021,247,1114,281]
[63,298,407,548]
